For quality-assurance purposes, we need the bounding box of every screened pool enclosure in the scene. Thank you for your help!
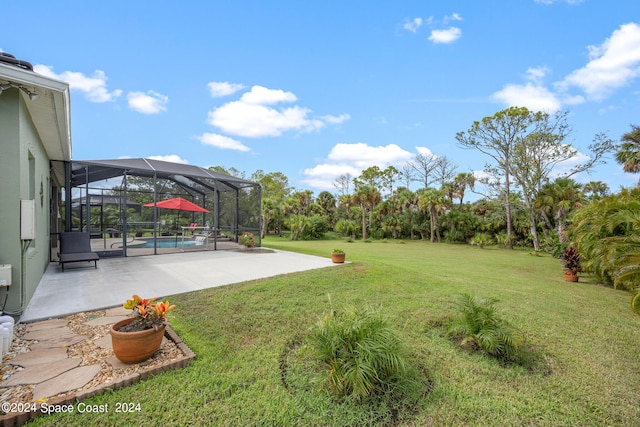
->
[51,158,261,257]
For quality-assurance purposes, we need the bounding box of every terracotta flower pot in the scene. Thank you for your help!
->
[563,270,579,282]
[331,253,346,263]
[110,318,166,364]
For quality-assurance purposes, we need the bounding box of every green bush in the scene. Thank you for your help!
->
[334,218,358,238]
[494,231,510,248]
[470,232,494,249]
[447,293,525,363]
[310,305,409,400]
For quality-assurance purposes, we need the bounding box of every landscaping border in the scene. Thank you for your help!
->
[0,326,195,427]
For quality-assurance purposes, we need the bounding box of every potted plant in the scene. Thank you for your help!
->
[110,295,176,364]
[561,246,581,282]
[240,232,256,248]
[331,248,346,263]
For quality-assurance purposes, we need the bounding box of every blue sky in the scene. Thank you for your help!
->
[3,0,640,196]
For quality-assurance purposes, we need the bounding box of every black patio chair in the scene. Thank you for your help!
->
[59,232,99,271]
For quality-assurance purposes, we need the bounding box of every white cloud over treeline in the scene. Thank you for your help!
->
[493,22,640,112]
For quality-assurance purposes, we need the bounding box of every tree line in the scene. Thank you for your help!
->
[221,107,630,250]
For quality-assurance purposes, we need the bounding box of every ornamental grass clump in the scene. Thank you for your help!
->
[447,293,525,363]
[310,305,409,400]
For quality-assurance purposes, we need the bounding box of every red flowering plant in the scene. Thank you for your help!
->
[118,294,176,332]
[240,232,256,248]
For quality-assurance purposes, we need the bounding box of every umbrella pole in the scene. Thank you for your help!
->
[175,212,179,246]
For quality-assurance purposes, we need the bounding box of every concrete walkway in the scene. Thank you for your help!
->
[22,247,340,322]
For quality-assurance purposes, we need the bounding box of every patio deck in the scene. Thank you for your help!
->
[22,247,341,323]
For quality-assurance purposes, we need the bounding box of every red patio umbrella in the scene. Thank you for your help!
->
[143,197,210,213]
[143,198,210,234]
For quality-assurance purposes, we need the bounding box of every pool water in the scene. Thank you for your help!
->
[134,238,204,249]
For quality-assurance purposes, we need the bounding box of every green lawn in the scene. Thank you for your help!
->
[32,238,640,426]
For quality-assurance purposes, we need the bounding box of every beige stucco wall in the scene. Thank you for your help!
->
[0,88,52,314]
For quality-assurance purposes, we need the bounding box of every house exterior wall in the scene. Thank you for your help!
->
[0,88,52,314]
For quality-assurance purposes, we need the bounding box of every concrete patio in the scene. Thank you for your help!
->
[22,247,341,323]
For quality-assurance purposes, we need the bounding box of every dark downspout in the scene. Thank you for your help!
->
[84,166,90,233]
[214,188,220,250]
[235,188,240,243]
[122,171,128,256]
[153,172,157,255]
[258,185,263,247]
[64,161,71,232]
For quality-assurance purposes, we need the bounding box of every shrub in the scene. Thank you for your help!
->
[447,293,525,363]
[305,214,329,239]
[310,305,409,400]
[470,232,493,249]
[334,219,358,238]
[443,229,465,243]
[494,231,510,248]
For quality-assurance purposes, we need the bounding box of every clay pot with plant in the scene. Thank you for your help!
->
[561,246,581,282]
[331,248,346,263]
[110,295,176,364]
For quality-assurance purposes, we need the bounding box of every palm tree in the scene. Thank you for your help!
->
[337,194,353,221]
[452,172,476,210]
[394,187,417,239]
[583,181,609,201]
[261,198,281,237]
[352,185,380,240]
[536,178,585,243]
[615,125,640,173]
[417,188,445,242]
[569,188,640,289]
[315,191,336,225]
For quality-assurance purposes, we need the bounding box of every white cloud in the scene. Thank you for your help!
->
[127,90,169,114]
[416,146,437,157]
[492,82,562,112]
[147,154,189,164]
[525,66,551,83]
[301,163,362,191]
[494,23,640,112]
[321,113,351,124]
[443,13,463,24]
[197,133,250,152]
[328,143,413,168]
[206,85,348,138]
[550,149,591,178]
[207,81,245,97]
[34,65,122,102]
[239,85,297,105]
[403,17,423,33]
[557,22,640,100]
[473,170,499,186]
[429,27,462,44]
[208,102,322,137]
[302,143,415,191]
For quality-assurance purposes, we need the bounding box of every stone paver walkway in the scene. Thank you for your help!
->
[0,306,195,426]
[4,307,129,396]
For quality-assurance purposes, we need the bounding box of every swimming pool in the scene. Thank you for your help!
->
[133,238,204,249]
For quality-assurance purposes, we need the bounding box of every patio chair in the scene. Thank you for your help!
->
[59,232,99,271]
